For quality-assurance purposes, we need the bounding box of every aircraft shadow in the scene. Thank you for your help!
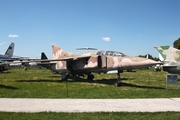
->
[0,71,11,74]
[64,77,165,90]
[119,82,165,89]
[16,77,164,90]
[126,70,136,72]
[71,77,133,84]
[48,75,61,78]
[16,79,60,83]
[0,84,18,89]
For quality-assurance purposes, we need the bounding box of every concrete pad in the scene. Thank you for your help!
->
[0,98,180,113]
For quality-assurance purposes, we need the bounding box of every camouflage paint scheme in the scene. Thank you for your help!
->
[155,46,180,74]
[51,44,157,74]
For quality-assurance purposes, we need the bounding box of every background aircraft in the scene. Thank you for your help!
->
[38,44,158,86]
[154,46,180,74]
[0,42,39,72]
[0,42,14,72]
[0,42,14,59]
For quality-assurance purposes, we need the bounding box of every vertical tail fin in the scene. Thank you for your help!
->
[154,46,180,63]
[41,52,48,60]
[52,44,67,59]
[51,44,78,69]
[5,42,14,58]
[39,52,51,69]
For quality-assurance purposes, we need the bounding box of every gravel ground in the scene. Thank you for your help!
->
[0,98,180,113]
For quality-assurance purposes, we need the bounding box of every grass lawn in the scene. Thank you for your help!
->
[0,112,180,120]
[0,68,179,98]
[0,68,180,120]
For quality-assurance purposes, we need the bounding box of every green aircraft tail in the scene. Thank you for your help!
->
[154,46,180,64]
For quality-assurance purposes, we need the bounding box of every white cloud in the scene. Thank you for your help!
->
[8,34,19,38]
[102,37,110,42]
[0,42,6,46]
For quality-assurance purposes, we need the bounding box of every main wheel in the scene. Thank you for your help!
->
[87,74,94,80]
[114,81,121,87]
[61,74,67,81]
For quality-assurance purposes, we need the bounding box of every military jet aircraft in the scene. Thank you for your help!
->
[154,46,180,74]
[0,42,15,72]
[0,42,14,59]
[37,44,158,86]
[0,42,37,71]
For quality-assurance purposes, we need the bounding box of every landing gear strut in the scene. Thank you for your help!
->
[66,62,77,80]
[114,70,123,87]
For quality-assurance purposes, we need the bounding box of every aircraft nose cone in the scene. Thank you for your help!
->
[138,58,159,67]
[129,57,159,69]
[146,59,159,65]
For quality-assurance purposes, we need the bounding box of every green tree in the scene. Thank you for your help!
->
[173,38,180,49]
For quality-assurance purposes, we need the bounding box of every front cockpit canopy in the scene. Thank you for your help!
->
[96,50,126,57]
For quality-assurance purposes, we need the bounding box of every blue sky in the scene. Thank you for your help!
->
[0,0,180,58]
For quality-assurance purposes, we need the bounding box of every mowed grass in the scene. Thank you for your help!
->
[0,68,180,120]
[0,67,179,98]
[0,112,180,120]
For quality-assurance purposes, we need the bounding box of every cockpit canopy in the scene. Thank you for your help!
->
[96,50,126,57]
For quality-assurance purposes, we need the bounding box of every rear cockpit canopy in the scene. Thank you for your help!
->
[96,50,126,57]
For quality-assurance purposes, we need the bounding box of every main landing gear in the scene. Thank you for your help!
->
[61,73,77,81]
[61,73,95,81]
[61,74,68,81]
[114,70,123,87]
[87,73,94,80]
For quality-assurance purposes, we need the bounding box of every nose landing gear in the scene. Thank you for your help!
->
[114,70,123,87]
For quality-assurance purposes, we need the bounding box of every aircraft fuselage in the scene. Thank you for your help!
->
[53,55,157,74]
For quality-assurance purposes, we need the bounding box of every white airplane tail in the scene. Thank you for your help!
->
[5,42,14,58]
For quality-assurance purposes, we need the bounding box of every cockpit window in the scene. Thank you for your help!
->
[96,51,104,55]
[96,50,126,57]
[105,51,111,56]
